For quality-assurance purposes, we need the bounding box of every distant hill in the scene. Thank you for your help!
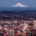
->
[0,7,36,11]
[0,10,36,20]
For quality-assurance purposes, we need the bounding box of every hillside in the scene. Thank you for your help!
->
[0,10,36,20]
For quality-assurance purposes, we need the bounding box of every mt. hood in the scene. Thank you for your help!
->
[11,2,29,7]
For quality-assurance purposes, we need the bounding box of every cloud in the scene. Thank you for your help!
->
[11,3,29,7]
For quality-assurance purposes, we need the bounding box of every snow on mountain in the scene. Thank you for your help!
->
[11,2,29,7]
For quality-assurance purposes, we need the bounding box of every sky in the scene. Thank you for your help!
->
[0,0,36,7]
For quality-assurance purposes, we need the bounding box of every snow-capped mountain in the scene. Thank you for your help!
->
[11,2,29,7]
